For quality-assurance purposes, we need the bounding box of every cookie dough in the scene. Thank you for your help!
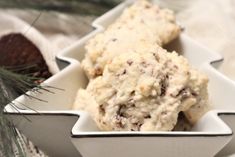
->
[82,0,181,79]
[184,69,210,124]
[74,48,208,131]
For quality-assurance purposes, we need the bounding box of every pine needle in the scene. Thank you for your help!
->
[0,67,57,157]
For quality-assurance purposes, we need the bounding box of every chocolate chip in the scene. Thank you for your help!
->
[160,76,168,96]
[127,60,133,66]
[144,114,151,119]
[192,92,198,97]
[115,115,125,128]
[175,88,192,101]
[94,66,103,76]
[130,103,136,107]
[99,104,106,115]
[122,69,127,75]
[130,90,135,95]
[133,122,143,131]
[111,38,117,42]
[116,121,124,128]
[174,65,178,69]
[175,88,186,97]
[145,4,150,8]
[117,104,127,117]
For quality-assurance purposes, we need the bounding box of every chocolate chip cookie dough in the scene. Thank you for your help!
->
[73,47,209,131]
[73,0,209,131]
[82,0,181,79]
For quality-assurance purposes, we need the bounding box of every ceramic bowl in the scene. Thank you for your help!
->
[5,0,235,157]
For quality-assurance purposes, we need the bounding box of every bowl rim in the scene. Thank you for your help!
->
[5,111,234,137]
[70,111,233,138]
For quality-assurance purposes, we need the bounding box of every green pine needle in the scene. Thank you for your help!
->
[0,66,55,157]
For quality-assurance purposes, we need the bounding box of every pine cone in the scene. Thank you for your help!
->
[0,33,52,82]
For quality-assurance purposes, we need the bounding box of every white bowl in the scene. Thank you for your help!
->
[5,0,235,157]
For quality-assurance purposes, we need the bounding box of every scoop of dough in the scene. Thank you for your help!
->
[74,47,208,131]
[184,69,209,124]
[82,0,181,79]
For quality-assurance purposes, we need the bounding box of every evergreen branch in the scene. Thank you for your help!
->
[0,0,123,15]
[0,66,59,157]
